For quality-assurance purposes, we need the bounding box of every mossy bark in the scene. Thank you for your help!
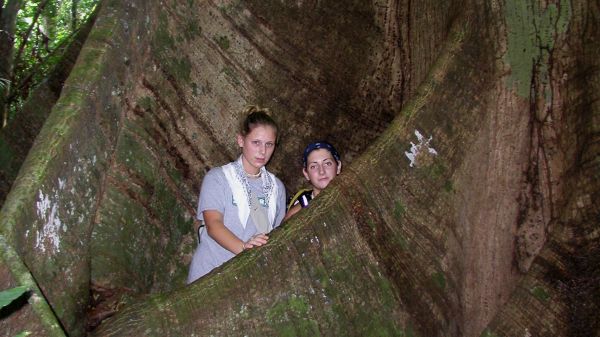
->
[0,5,99,207]
[1,1,135,335]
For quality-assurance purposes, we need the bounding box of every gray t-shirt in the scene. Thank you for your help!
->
[187,165,286,283]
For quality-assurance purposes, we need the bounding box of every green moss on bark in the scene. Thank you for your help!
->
[153,13,175,56]
[504,1,571,97]
[266,294,321,337]
[183,19,201,41]
[530,285,550,302]
[431,272,447,291]
[394,201,406,220]
[214,35,230,50]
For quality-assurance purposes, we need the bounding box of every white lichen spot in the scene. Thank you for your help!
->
[66,268,75,284]
[35,190,61,253]
[31,293,42,303]
[404,130,438,168]
[58,178,66,190]
[36,190,50,218]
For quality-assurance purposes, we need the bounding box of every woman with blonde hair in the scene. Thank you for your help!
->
[187,106,286,283]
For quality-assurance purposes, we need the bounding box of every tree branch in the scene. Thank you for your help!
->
[12,0,51,72]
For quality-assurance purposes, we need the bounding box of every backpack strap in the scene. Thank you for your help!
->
[287,189,313,210]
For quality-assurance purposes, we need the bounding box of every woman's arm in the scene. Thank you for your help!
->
[204,210,268,254]
[283,204,302,221]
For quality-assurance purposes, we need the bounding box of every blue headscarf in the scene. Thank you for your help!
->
[302,141,341,168]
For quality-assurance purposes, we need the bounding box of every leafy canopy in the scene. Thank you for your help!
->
[7,0,98,121]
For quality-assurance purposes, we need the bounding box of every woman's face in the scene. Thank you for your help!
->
[303,148,340,193]
[237,124,277,175]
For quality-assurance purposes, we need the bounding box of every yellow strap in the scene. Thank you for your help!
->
[287,188,311,210]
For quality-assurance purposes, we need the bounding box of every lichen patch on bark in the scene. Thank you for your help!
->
[404,130,439,168]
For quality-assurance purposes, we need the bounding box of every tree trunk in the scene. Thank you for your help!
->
[71,0,79,32]
[0,0,20,127]
[484,2,600,336]
[0,0,597,336]
[0,4,100,207]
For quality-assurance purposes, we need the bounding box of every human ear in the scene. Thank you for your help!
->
[236,134,244,148]
[336,161,342,174]
[303,168,310,181]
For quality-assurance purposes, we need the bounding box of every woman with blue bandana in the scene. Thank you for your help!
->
[187,106,286,283]
[284,141,342,220]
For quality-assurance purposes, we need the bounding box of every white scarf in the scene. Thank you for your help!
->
[222,157,278,229]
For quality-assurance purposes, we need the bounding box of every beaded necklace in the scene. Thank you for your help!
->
[233,156,273,208]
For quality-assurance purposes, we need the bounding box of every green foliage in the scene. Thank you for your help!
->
[0,78,10,89]
[7,0,99,122]
[0,286,31,337]
[0,285,29,309]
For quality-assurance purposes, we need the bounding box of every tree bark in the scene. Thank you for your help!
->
[71,0,79,32]
[484,2,600,336]
[0,0,597,336]
[0,0,20,127]
[0,3,99,207]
